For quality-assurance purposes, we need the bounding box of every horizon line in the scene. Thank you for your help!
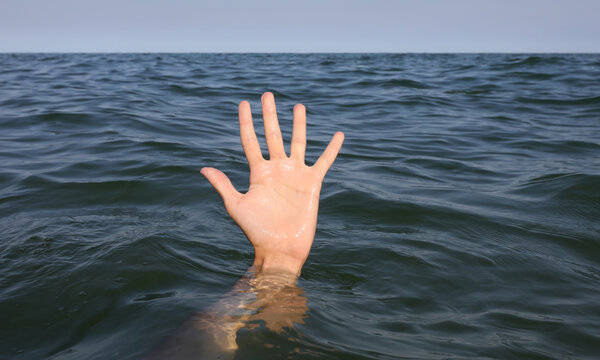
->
[2,51,600,54]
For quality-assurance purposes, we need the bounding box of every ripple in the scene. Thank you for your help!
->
[516,95,600,106]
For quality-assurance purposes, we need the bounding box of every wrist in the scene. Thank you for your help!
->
[253,250,304,278]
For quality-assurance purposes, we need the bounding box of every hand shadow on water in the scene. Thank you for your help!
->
[146,271,308,360]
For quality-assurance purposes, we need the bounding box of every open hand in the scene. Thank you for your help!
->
[201,92,344,276]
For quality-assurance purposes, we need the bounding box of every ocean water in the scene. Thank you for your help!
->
[1,53,599,359]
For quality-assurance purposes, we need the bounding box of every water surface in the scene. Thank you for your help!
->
[1,53,599,359]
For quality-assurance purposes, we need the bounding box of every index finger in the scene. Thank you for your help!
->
[239,100,263,167]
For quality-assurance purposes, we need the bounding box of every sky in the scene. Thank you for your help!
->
[1,0,598,53]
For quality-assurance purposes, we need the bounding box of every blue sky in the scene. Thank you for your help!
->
[1,0,598,52]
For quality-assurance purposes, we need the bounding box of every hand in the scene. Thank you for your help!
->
[201,92,344,276]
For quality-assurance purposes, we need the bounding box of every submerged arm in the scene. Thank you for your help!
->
[147,268,305,359]
[148,92,343,357]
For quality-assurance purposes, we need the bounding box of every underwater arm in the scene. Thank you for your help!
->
[147,92,343,358]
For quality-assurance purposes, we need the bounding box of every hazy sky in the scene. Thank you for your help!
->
[1,0,598,52]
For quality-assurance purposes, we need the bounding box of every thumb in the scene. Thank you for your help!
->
[200,167,241,208]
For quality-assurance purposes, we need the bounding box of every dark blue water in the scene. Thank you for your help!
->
[1,53,599,359]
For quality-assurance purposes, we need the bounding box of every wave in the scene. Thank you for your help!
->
[516,95,600,106]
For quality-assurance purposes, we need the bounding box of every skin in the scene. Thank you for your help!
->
[146,92,343,358]
[201,92,344,277]
[147,271,310,358]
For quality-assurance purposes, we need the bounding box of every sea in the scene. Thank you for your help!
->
[1,53,599,360]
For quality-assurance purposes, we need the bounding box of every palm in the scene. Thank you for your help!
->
[201,92,344,276]
[232,158,320,262]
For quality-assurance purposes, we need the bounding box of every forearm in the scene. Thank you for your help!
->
[147,268,300,358]
[203,267,303,339]
[189,91,341,355]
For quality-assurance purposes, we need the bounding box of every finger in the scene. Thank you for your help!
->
[290,104,306,161]
[200,167,242,209]
[313,132,344,178]
[239,101,263,167]
[261,92,286,160]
